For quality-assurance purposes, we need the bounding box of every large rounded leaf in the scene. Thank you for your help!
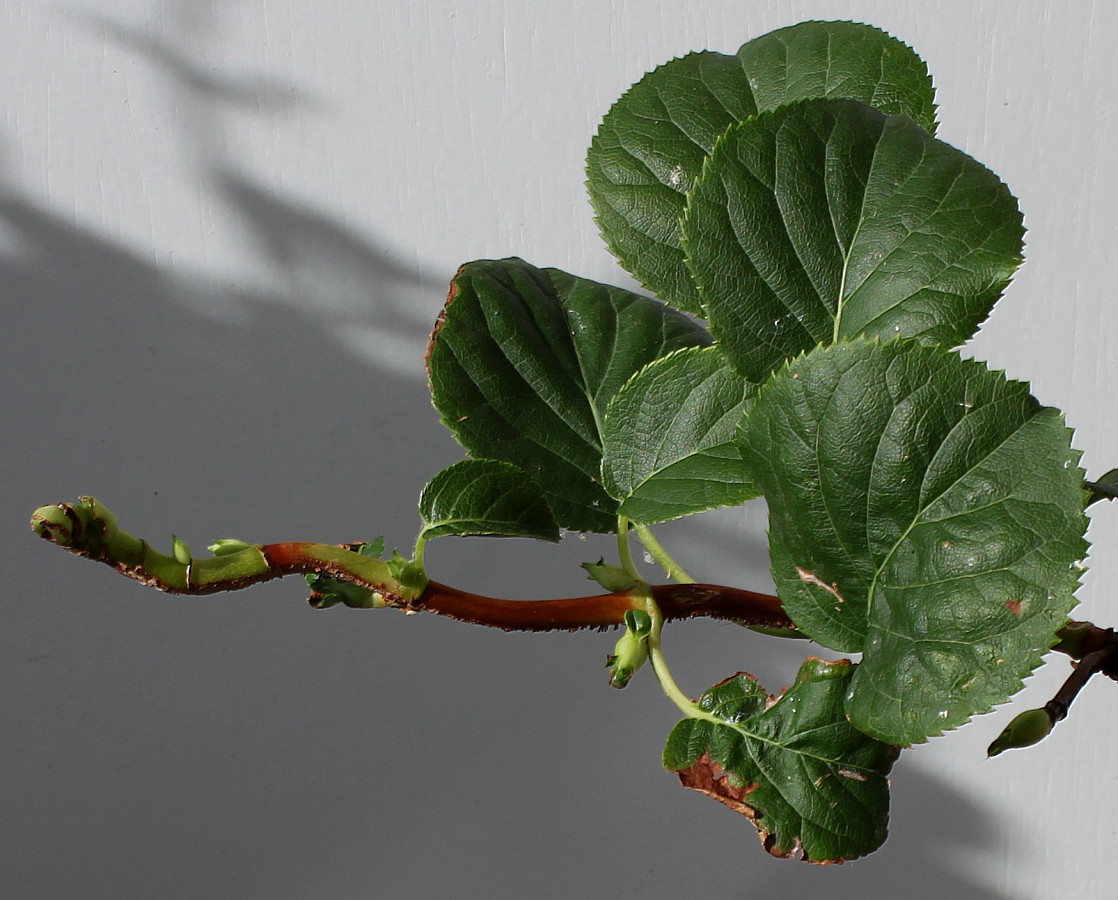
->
[426,258,710,532]
[587,21,936,314]
[684,99,1023,381]
[738,340,1088,744]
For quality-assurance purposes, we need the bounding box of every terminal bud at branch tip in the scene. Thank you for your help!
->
[987,708,1054,757]
[30,504,77,544]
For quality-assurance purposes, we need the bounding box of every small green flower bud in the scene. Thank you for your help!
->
[581,559,638,592]
[387,552,428,598]
[171,535,192,566]
[208,539,254,557]
[607,628,649,689]
[987,708,1054,757]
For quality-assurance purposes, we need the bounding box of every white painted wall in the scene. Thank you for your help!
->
[5,1,1117,896]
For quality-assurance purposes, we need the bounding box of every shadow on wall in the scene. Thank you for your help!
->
[0,6,1016,899]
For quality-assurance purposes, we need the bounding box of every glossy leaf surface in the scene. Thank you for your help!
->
[736,20,937,133]
[586,20,935,313]
[427,258,710,532]
[664,659,898,863]
[587,51,757,314]
[602,346,758,524]
[418,459,559,542]
[684,98,1022,381]
[739,340,1087,743]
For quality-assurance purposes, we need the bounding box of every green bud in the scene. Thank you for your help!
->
[1053,621,1092,658]
[387,551,428,599]
[208,539,254,557]
[171,535,192,566]
[78,497,118,541]
[581,559,638,592]
[987,708,1054,757]
[30,504,78,545]
[607,627,649,689]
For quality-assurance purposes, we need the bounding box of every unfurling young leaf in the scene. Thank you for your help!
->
[418,459,559,542]
[305,539,386,609]
[663,658,899,862]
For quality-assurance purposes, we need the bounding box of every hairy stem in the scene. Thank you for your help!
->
[634,524,695,584]
[31,499,792,632]
[643,589,708,719]
[616,516,642,582]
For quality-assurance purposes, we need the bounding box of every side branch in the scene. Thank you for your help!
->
[989,622,1118,756]
[31,499,793,632]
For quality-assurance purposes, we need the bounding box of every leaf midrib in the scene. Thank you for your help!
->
[696,714,883,836]
[831,113,879,343]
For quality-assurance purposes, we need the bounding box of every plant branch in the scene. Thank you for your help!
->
[31,499,792,633]
[1085,469,1118,506]
[989,621,1118,755]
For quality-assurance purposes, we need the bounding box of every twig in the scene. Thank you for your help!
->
[31,499,793,633]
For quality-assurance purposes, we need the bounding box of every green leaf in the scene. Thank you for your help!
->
[426,258,711,532]
[664,658,898,863]
[683,98,1023,382]
[601,346,759,524]
[738,339,1088,744]
[418,459,559,542]
[587,51,757,314]
[586,21,935,314]
[736,20,937,134]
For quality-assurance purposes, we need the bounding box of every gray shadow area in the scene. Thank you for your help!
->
[0,168,1015,900]
[2,8,1014,899]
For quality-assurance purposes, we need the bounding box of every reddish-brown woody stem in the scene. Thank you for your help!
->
[29,502,794,633]
[413,580,792,632]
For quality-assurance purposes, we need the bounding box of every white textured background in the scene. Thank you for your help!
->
[4,1,1117,897]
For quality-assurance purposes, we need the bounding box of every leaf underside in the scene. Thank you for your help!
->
[586,20,936,314]
[739,339,1088,744]
[664,658,899,863]
[426,258,711,532]
[418,459,559,541]
[683,98,1023,382]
